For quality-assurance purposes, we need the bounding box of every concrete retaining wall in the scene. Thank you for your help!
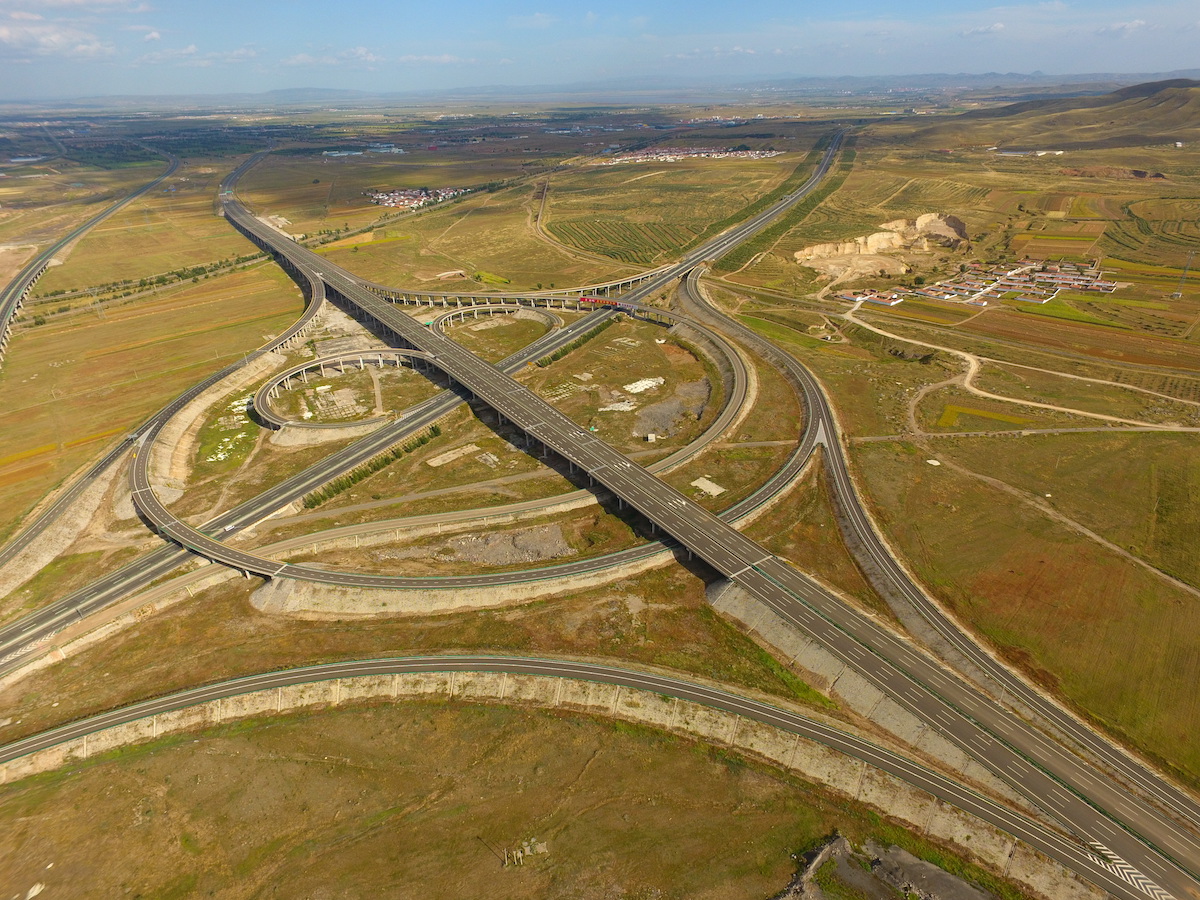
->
[155,351,286,488]
[0,670,1103,900]
[250,543,680,618]
[709,579,1035,813]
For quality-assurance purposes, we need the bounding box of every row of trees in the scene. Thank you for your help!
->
[302,424,442,509]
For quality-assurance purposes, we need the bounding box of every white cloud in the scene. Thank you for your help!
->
[1096,19,1146,35]
[397,53,469,64]
[281,51,323,66]
[8,11,42,20]
[669,44,760,60]
[342,45,379,63]
[0,21,112,56]
[283,46,383,67]
[137,43,256,67]
[0,0,143,8]
[509,12,555,29]
[138,42,195,62]
[142,29,158,40]
[960,22,1005,37]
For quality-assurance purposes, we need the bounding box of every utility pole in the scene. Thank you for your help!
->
[1171,250,1194,299]
[475,835,506,867]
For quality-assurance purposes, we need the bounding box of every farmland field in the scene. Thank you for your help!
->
[959,310,1200,370]
[544,152,805,265]
[236,148,557,235]
[1000,295,1122,327]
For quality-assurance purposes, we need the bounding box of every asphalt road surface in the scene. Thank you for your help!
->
[0,654,1173,900]
[2,134,1197,900]
[218,140,1200,900]
[675,266,1200,842]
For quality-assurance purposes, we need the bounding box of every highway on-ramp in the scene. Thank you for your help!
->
[0,309,610,669]
[2,134,1197,900]
[219,139,1200,900]
[676,266,1200,844]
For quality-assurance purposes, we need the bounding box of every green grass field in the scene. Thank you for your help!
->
[1002,296,1123,327]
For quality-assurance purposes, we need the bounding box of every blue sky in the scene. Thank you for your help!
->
[1,0,1198,100]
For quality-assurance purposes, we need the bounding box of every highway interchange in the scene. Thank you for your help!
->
[1,133,1198,900]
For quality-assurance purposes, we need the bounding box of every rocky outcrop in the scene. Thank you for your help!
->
[771,834,999,900]
[795,214,968,263]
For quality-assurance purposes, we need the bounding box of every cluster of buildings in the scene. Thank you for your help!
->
[596,146,782,166]
[837,259,1117,308]
[364,186,467,210]
[321,143,407,158]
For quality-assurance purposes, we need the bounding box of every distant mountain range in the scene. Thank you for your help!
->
[899,78,1200,149]
[7,70,1200,112]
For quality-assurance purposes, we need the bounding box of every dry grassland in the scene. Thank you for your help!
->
[852,439,1200,785]
[914,386,1092,434]
[317,186,627,292]
[33,158,254,294]
[974,363,1200,425]
[523,319,714,455]
[0,567,828,746]
[746,466,887,618]
[447,316,552,363]
[797,349,957,439]
[270,364,442,424]
[0,702,1022,900]
[0,163,169,285]
[937,432,1200,590]
[287,507,643,576]
[0,266,305,542]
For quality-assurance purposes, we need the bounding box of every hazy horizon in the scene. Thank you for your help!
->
[2,0,1199,102]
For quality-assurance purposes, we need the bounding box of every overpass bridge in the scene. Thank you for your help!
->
[215,139,1200,900]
